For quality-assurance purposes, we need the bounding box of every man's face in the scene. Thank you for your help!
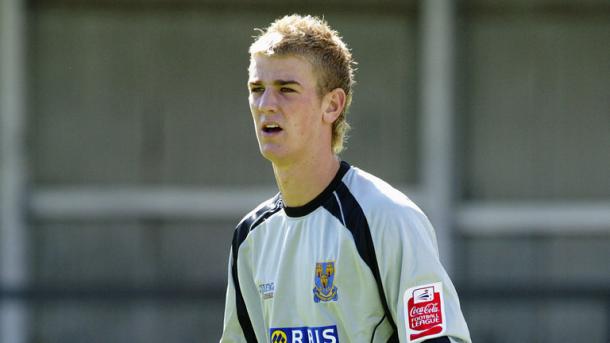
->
[248,54,328,165]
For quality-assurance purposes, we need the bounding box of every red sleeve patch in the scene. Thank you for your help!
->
[404,282,445,342]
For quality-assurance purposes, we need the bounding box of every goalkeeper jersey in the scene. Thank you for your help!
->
[220,161,471,343]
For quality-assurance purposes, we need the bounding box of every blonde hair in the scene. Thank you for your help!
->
[249,14,356,154]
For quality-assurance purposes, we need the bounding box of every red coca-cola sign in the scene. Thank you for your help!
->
[405,283,445,342]
[409,302,439,317]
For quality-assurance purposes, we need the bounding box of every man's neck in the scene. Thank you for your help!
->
[272,154,340,208]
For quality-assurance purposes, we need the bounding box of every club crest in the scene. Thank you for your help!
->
[313,261,338,303]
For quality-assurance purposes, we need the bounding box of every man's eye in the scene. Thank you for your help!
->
[250,87,264,93]
[280,87,296,93]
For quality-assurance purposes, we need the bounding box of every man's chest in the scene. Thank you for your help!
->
[238,213,388,342]
[246,216,381,318]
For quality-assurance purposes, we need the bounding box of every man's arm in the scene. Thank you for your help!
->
[373,205,471,343]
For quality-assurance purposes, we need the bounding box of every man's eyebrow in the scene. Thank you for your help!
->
[247,80,301,86]
[274,80,301,86]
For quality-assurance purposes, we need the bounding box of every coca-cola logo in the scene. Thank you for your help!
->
[405,283,445,340]
[410,302,439,317]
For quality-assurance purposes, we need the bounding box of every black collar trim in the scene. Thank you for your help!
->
[283,161,351,218]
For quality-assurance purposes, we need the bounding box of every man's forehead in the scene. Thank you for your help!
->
[248,54,316,83]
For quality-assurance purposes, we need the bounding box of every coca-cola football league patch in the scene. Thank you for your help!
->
[404,282,445,342]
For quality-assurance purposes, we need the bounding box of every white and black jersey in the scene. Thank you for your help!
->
[220,162,471,343]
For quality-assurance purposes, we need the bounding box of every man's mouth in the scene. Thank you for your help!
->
[262,123,283,133]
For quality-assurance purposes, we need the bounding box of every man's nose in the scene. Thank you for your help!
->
[257,89,278,114]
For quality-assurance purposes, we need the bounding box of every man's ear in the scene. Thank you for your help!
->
[322,88,347,124]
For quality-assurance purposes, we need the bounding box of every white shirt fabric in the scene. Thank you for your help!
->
[220,162,471,343]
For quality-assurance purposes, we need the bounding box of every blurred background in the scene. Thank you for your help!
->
[1,0,609,342]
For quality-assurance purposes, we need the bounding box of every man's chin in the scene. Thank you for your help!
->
[260,147,291,166]
[260,147,281,161]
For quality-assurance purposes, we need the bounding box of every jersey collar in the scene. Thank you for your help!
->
[282,161,351,218]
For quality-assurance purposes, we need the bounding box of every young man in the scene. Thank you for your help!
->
[220,14,471,343]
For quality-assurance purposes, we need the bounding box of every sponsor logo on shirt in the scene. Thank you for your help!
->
[270,329,288,343]
[313,261,338,303]
[404,282,445,342]
[258,281,275,300]
[270,325,338,343]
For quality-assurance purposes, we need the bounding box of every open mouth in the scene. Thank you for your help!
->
[262,123,283,134]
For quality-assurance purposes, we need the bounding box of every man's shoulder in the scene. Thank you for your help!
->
[235,193,282,233]
[231,194,283,260]
[344,166,433,242]
[344,165,422,216]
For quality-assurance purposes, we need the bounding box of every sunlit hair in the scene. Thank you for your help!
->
[249,14,356,154]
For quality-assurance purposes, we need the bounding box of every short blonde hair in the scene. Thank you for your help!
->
[249,14,356,154]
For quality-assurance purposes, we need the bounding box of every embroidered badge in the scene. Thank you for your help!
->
[313,261,338,303]
[404,282,445,342]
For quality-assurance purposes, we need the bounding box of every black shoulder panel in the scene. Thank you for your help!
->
[323,182,399,342]
[231,194,282,343]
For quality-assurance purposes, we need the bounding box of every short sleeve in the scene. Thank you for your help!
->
[371,206,471,343]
